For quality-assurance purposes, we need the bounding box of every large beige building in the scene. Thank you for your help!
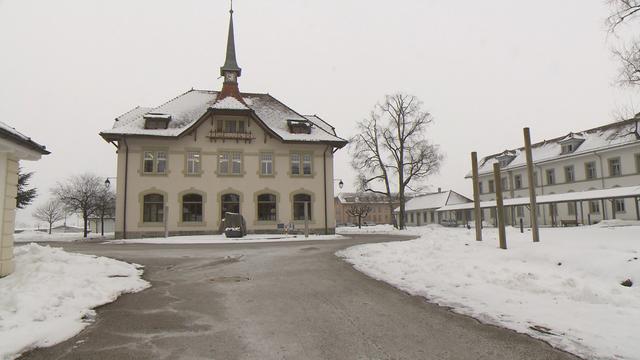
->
[0,123,49,277]
[100,9,346,239]
[467,118,640,226]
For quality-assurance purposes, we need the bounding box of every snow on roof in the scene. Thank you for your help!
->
[437,185,640,211]
[472,119,640,177]
[211,96,249,110]
[0,121,49,154]
[102,89,347,145]
[397,190,471,212]
[336,192,393,204]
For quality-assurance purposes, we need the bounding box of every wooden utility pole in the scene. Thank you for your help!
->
[471,152,482,241]
[523,127,540,242]
[304,202,310,238]
[493,163,507,249]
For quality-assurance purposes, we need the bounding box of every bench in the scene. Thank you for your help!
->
[561,219,579,227]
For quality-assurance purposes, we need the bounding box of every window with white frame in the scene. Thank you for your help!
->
[291,152,312,176]
[589,201,600,214]
[488,180,495,193]
[514,175,522,189]
[564,166,575,183]
[186,151,201,175]
[478,181,483,194]
[218,151,242,175]
[143,150,167,174]
[585,161,597,180]
[260,152,273,176]
[614,199,626,213]
[516,205,524,217]
[608,158,622,177]
[546,169,555,185]
[567,202,576,216]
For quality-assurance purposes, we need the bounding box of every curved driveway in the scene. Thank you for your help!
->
[23,234,580,360]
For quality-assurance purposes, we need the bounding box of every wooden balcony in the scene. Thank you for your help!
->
[206,130,256,143]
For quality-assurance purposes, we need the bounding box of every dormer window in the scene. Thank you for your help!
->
[559,133,584,154]
[287,119,311,134]
[495,150,516,168]
[143,113,171,129]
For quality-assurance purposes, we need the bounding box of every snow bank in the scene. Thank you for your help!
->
[336,224,397,234]
[0,244,149,359]
[14,230,113,243]
[337,225,640,360]
[105,233,344,245]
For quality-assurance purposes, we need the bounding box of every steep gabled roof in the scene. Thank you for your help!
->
[396,190,471,212]
[101,89,347,147]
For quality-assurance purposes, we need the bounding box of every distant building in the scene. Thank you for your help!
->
[0,122,49,277]
[99,8,346,238]
[395,190,472,226]
[335,193,403,226]
[467,117,640,226]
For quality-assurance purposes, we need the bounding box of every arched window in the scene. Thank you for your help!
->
[221,193,240,219]
[257,194,277,221]
[293,194,311,220]
[182,193,203,222]
[143,194,164,222]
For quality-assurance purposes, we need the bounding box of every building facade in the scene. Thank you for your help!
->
[471,118,640,226]
[335,193,402,226]
[0,123,49,277]
[395,190,472,226]
[100,10,347,239]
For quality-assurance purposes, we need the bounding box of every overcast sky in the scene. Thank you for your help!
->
[2,0,637,226]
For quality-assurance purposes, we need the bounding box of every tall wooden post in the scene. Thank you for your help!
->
[164,205,169,238]
[523,128,540,242]
[471,152,482,241]
[493,163,507,249]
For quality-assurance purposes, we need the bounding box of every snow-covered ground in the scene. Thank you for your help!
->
[336,224,397,234]
[337,223,640,360]
[0,244,149,359]
[105,233,344,244]
[14,230,113,243]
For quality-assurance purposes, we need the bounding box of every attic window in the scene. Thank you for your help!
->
[287,119,311,134]
[143,113,171,130]
[559,134,584,154]
[495,150,516,168]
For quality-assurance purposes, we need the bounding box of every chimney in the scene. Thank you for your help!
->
[438,187,442,193]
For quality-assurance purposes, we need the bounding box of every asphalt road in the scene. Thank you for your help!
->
[21,234,580,360]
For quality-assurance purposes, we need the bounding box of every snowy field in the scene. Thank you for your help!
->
[0,244,149,359]
[14,230,113,243]
[337,223,640,360]
[105,233,344,244]
[336,224,397,234]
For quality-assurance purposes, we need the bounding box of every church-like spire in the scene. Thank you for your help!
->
[220,1,241,79]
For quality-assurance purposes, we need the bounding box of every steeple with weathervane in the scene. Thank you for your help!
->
[217,1,244,103]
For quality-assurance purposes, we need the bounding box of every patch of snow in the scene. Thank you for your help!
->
[336,224,397,234]
[105,233,344,244]
[337,225,640,360]
[14,230,113,243]
[211,96,248,110]
[0,244,149,359]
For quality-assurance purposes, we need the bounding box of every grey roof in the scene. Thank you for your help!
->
[101,89,347,146]
[0,121,49,155]
[220,10,241,76]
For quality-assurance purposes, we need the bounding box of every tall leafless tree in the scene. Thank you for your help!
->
[351,93,443,229]
[53,173,103,238]
[33,199,65,234]
[345,204,372,229]
[607,0,640,87]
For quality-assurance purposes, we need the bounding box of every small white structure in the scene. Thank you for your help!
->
[0,122,49,277]
[395,190,471,226]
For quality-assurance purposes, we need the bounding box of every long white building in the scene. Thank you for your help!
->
[468,117,640,226]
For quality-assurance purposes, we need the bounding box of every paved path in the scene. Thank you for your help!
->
[22,234,580,360]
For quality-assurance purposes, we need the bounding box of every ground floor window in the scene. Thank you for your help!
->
[182,193,203,222]
[257,193,277,221]
[221,193,240,219]
[293,194,312,220]
[143,194,164,222]
[589,201,600,214]
[567,202,577,216]
[614,199,626,213]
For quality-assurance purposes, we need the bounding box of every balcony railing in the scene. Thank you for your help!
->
[206,130,256,143]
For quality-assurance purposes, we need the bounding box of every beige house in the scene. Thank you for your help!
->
[335,193,405,226]
[100,9,347,239]
[0,122,49,277]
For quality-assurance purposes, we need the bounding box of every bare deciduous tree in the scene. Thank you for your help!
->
[53,173,103,238]
[351,93,443,229]
[345,204,372,229]
[33,199,65,234]
[607,0,640,86]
